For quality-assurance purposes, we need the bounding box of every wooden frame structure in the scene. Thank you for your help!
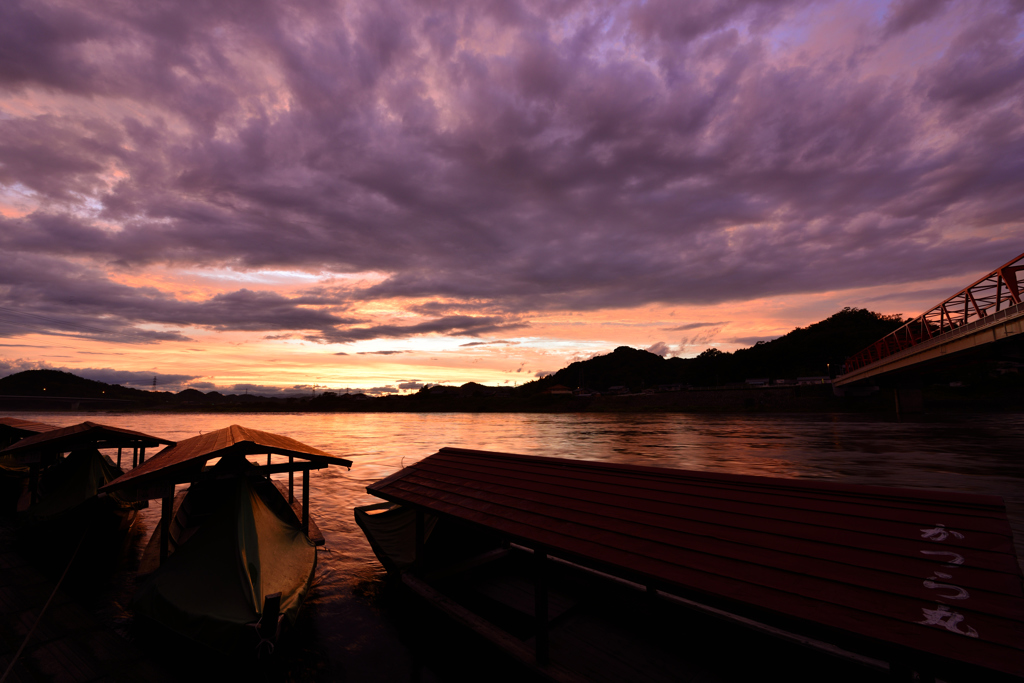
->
[101,424,351,565]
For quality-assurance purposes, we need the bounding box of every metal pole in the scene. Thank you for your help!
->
[302,469,310,535]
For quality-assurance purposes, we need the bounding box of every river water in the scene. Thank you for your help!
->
[6,411,1023,681]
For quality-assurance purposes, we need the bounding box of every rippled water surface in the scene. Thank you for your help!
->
[7,411,1024,681]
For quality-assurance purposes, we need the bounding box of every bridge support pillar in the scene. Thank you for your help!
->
[894,387,923,418]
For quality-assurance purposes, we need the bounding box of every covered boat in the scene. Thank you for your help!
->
[358,447,1024,683]
[0,421,173,534]
[0,417,58,516]
[101,425,352,655]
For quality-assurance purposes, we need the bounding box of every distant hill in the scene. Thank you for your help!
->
[523,308,906,394]
[0,369,282,407]
[0,308,908,409]
[0,369,159,401]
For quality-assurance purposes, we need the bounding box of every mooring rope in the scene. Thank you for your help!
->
[0,532,86,683]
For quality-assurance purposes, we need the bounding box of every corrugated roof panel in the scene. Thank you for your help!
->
[103,424,352,492]
[0,417,59,436]
[367,447,1024,678]
[0,420,174,455]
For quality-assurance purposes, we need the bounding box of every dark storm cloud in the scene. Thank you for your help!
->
[459,340,520,347]
[883,0,952,36]
[663,322,729,331]
[0,253,360,341]
[1,0,1022,336]
[310,315,528,344]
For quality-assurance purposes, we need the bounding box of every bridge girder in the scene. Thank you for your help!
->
[837,252,1024,385]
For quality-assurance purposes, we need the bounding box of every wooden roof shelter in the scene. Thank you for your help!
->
[0,417,58,449]
[0,420,175,506]
[102,425,352,563]
[367,447,1024,680]
[0,420,173,464]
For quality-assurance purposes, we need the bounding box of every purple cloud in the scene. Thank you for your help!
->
[0,0,1020,344]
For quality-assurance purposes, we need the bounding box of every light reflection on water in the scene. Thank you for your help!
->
[7,411,1024,680]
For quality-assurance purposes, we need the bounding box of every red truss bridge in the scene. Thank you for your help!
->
[835,252,1024,387]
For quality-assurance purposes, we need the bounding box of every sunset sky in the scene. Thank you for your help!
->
[1,0,1022,396]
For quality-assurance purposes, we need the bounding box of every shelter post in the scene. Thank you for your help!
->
[415,509,425,570]
[288,456,294,504]
[302,469,310,535]
[28,463,39,505]
[160,489,173,564]
[267,453,272,480]
[139,446,146,465]
[132,446,138,468]
[534,549,549,664]
[117,447,122,468]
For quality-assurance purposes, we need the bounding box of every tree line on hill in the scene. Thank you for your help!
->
[520,308,905,394]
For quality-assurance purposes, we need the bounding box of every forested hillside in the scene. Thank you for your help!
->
[524,308,905,393]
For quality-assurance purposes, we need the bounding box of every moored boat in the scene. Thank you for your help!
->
[101,424,352,656]
[358,447,1024,683]
[0,417,58,516]
[0,421,173,548]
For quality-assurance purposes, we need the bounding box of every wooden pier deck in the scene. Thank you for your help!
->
[0,523,173,683]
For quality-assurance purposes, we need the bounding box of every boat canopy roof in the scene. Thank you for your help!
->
[102,424,351,494]
[0,420,173,461]
[0,417,59,437]
[367,447,1024,679]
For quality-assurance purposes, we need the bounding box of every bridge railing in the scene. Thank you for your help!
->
[843,252,1024,374]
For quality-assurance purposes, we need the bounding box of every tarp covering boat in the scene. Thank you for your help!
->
[24,448,140,523]
[355,502,437,574]
[133,475,316,652]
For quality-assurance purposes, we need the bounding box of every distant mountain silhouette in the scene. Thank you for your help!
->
[0,308,907,408]
[0,369,157,400]
[523,308,906,394]
[0,369,280,406]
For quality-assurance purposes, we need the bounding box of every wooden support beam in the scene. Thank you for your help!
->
[139,446,146,465]
[415,509,425,570]
[29,463,39,506]
[267,453,272,480]
[288,455,294,504]
[117,447,122,468]
[534,549,549,665]
[300,472,310,532]
[132,446,138,468]
[160,492,173,565]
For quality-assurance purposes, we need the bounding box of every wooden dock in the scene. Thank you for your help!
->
[0,522,173,682]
